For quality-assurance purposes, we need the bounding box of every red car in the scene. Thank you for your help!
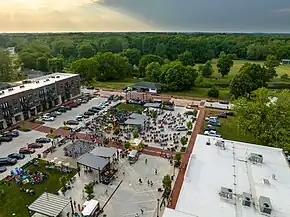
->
[69,102,78,108]
[28,143,43,149]
[66,120,79,125]
[19,147,35,154]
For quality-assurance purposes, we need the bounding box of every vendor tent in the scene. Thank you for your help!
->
[77,153,109,170]
[28,192,70,217]
[90,147,117,158]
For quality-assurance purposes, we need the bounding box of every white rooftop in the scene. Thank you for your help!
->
[165,135,290,217]
[0,73,78,99]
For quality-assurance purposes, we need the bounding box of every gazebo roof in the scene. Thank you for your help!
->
[90,147,117,158]
[28,192,70,217]
[77,153,109,170]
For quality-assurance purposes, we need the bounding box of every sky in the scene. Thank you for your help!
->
[0,0,290,33]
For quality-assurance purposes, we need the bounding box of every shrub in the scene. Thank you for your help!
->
[17,127,31,132]
[62,126,72,131]
[208,86,219,98]
[124,141,131,149]
[33,120,45,124]
[187,131,192,136]
[192,109,198,117]
[46,133,58,139]
[281,73,289,80]
[180,147,186,152]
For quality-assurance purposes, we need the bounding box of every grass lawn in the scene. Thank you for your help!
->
[0,160,76,217]
[200,109,257,144]
[90,78,138,90]
[116,103,145,113]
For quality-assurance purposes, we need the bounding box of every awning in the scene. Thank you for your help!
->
[28,192,70,217]
[77,153,109,170]
[90,147,117,158]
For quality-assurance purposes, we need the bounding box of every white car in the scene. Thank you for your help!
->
[204,130,221,138]
[205,116,218,121]
[55,111,61,115]
[175,126,188,131]
[42,116,55,121]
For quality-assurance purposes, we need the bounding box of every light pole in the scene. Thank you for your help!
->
[157,198,160,217]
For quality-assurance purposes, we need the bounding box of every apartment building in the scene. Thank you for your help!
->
[0,73,80,129]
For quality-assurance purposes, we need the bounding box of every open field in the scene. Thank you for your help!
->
[166,88,230,100]
[0,160,76,217]
[200,109,257,144]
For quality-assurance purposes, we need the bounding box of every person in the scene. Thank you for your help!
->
[150,181,153,187]
[155,168,158,175]
[123,171,125,176]
[73,200,76,208]
[147,180,150,186]
[140,209,144,214]
[145,158,147,164]
[139,178,142,184]
[135,213,139,217]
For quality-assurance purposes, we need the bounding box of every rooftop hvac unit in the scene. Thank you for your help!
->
[219,187,233,199]
[8,88,13,91]
[36,81,40,83]
[242,192,252,207]
[248,153,263,164]
[0,91,4,95]
[215,140,226,150]
[259,196,272,214]
[19,85,25,88]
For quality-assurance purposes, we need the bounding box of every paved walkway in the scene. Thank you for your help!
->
[168,107,205,209]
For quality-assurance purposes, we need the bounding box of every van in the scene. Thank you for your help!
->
[128,150,139,164]
[82,199,100,217]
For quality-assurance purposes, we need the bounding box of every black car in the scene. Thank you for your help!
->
[4,130,19,137]
[225,111,234,116]
[0,136,13,142]
[88,108,98,113]
[49,112,58,118]
[0,157,17,166]
[87,86,94,90]
[36,137,51,143]
[84,111,94,116]
[217,113,228,118]
[8,153,25,160]
[91,106,102,111]
[0,166,7,173]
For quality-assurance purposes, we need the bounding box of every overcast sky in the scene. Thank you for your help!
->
[0,0,290,33]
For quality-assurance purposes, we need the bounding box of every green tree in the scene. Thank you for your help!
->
[139,54,164,77]
[186,121,193,130]
[36,56,49,72]
[77,43,95,58]
[178,51,195,66]
[217,52,234,77]
[124,141,131,149]
[264,54,280,68]
[160,61,198,91]
[84,183,94,199]
[246,43,268,60]
[120,48,141,66]
[18,51,36,69]
[48,58,64,72]
[0,50,13,82]
[70,58,98,81]
[233,88,290,150]
[162,174,172,198]
[59,175,68,192]
[145,62,161,82]
[174,152,182,167]
[180,136,188,146]
[208,86,219,98]
[151,110,158,119]
[199,61,213,78]
[230,63,276,99]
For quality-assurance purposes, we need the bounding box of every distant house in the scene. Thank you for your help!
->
[132,82,161,93]
[7,47,16,55]
[281,59,290,65]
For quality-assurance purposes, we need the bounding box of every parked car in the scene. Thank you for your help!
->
[0,136,13,142]
[19,147,35,154]
[225,111,234,116]
[28,143,44,149]
[84,111,94,116]
[49,112,58,118]
[205,116,218,121]
[204,130,221,138]
[0,166,7,173]
[82,98,89,103]
[42,116,55,121]
[88,108,98,113]
[217,113,228,118]
[76,115,83,121]
[55,110,62,115]
[0,157,17,166]
[3,130,19,138]
[208,120,221,126]
[87,86,94,89]
[36,137,51,143]
[175,126,188,131]
[83,114,90,119]
[91,106,102,111]
[57,107,67,113]
[66,120,79,125]
[8,153,25,160]
[69,102,79,108]
[60,106,72,111]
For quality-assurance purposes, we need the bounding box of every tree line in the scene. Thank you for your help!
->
[0,33,289,97]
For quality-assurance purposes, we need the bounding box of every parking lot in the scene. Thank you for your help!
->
[43,97,107,129]
[0,130,48,178]
[62,154,173,217]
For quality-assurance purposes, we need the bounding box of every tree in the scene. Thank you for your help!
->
[180,136,188,146]
[217,52,234,77]
[59,175,68,193]
[18,51,36,69]
[124,141,131,150]
[230,63,276,99]
[151,110,158,119]
[160,61,198,91]
[84,183,94,199]
[264,54,280,68]
[48,58,64,72]
[120,48,141,66]
[145,62,161,82]
[233,88,290,150]
[186,121,193,130]
[174,152,182,167]
[0,50,13,82]
[162,174,172,198]
[70,58,98,81]
[138,54,164,77]
[208,86,219,98]
[199,61,213,78]
[178,51,195,66]
[77,43,95,58]
[36,56,49,72]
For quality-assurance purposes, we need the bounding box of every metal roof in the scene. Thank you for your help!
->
[90,147,117,158]
[28,192,70,217]
[77,153,109,170]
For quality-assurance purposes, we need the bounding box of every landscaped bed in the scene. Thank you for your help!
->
[116,103,145,113]
[201,109,257,144]
[0,159,76,217]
